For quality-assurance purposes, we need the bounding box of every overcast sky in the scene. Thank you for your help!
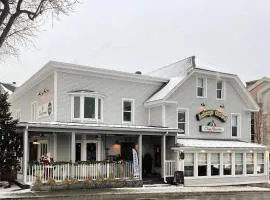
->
[1,0,270,85]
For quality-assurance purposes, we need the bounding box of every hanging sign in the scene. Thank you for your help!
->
[37,88,53,118]
[196,109,227,122]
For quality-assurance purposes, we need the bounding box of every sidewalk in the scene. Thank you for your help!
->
[1,184,270,199]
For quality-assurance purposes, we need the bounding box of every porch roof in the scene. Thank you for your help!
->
[17,121,179,135]
[172,138,266,150]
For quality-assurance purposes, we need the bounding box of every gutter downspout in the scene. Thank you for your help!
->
[163,131,169,183]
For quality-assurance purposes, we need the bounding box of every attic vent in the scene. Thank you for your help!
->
[135,71,142,75]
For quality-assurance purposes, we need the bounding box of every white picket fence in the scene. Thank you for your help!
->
[26,161,138,184]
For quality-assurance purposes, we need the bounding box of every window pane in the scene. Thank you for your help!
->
[197,87,203,97]
[217,90,222,99]
[178,123,185,132]
[235,153,243,175]
[211,153,220,176]
[246,153,254,174]
[232,115,238,126]
[178,112,185,122]
[232,127,237,137]
[124,101,131,111]
[98,98,101,120]
[184,153,194,177]
[198,153,207,176]
[74,96,80,118]
[257,153,264,174]
[123,112,131,122]
[198,78,203,87]
[223,153,232,175]
[217,81,222,89]
[84,97,95,118]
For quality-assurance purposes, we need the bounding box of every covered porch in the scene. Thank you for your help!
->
[17,122,178,185]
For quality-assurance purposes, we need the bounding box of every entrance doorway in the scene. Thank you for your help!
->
[86,142,97,161]
[75,140,99,161]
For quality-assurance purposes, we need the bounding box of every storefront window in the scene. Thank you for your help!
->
[184,153,194,177]
[211,153,220,176]
[257,153,264,174]
[198,153,207,176]
[223,153,232,175]
[235,153,243,175]
[246,153,254,174]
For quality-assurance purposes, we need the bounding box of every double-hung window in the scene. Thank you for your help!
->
[246,153,254,174]
[177,109,188,135]
[235,153,243,175]
[223,153,232,175]
[72,94,103,122]
[231,114,240,137]
[211,153,220,176]
[184,153,194,177]
[257,153,264,174]
[196,77,206,98]
[216,80,224,99]
[122,99,134,124]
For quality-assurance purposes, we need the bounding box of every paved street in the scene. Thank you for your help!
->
[1,185,270,200]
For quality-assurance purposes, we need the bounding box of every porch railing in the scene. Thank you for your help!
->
[27,161,138,185]
[164,160,176,178]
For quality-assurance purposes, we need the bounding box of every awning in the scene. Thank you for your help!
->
[172,138,266,150]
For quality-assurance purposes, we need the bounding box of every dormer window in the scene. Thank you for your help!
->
[70,90,103,122]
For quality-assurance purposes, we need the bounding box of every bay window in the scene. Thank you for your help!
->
[71,94,103,122]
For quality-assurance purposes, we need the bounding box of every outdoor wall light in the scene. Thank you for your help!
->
[200,150,205,153]
[33,139,40,145]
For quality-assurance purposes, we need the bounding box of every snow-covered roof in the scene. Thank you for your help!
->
[172,138,266,150]
[146,77,184,103]
[0,82,16,95]
[17,121,179,133]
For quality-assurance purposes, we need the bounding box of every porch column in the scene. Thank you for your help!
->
[138,134,142,180]
[23,126,28,184]
[162,133,167,183]
[71,132,76,163]
[53,133,57,161]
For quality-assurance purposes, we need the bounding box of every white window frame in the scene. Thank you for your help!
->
[216,80,225,100]
[196,77,207,98]
[223,152,232,176]
[31,101,37,121]
[122,98,135,124]
[71,95,103,123]
[184,153,195,177]
[177,108,189,135]
[231,113,241,138]
[235,153,244,175]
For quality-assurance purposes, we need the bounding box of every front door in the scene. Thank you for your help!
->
[86,142,97,161]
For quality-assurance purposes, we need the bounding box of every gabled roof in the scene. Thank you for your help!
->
[9,61,168,102]
[247,77,270,92]
[145,56,260,111]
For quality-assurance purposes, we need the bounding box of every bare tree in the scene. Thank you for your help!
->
[0,0,78,57]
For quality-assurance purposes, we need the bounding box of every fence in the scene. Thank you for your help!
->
[164,160,176,178]
[26,161,138,184]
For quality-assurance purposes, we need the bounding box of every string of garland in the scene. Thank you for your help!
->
[28,160,131,166]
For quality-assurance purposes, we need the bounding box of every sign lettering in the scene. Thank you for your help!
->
[196,109,227,122]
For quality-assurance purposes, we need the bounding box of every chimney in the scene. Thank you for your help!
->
[135,71,142,75]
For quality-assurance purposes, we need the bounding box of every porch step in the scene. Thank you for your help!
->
[13,179,30,189]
